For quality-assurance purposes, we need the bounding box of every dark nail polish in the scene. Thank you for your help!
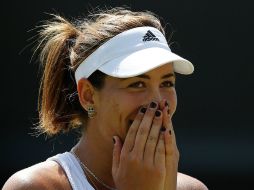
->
[113,137,116,144]
[160,127,166,132]
[150,101,157,108]
[140,107,147,113]
[165,101,169,107]
[155,110,161,117]
[169,130,172,135]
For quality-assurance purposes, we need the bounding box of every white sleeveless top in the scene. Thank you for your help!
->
[47,152,95,190]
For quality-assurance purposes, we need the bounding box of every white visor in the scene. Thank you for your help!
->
[75,26,194,83]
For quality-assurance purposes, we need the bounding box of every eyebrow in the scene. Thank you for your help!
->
[121,73,175,80]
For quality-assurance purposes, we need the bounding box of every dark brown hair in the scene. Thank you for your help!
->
[35,7,166,135]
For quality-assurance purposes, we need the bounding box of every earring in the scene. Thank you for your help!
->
[87,105,96,118]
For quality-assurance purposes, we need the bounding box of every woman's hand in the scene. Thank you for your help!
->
[161,101,179,190]
[112,100,179,190]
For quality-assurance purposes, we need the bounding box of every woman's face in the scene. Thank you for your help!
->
[94,63,177,141]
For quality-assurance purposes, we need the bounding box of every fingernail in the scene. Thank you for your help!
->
[113,137,116,144]
[150,101,157,108]
[160,127,166,132]
[155,110,161,117]
[165,101,169,107]
[140,107,147,113]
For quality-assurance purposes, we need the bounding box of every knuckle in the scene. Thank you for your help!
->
[167,147,179,157]
[120,151,128,160]
[143,162,154,172]
[156,147,165,154]
[152,119,162,127]
[119,154,128,163]
[154,167,166,178]
[147,135,157,143]
[138,126,149,136]
[167,148,173,155]
[128,127,136,136]
[159,133,164,140]
[129,154,141,164]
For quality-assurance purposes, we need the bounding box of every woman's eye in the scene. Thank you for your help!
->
[161,81,175,88]
[128,81,145,88]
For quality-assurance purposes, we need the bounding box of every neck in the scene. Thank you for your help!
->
[72,120,115,189]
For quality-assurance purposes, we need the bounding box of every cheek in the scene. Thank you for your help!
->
[96,90,120,124]
[106,93,141,139]
[96,95,123,137]
[118,92,144,117]
[103,97,121,118]
[99,91,138,126]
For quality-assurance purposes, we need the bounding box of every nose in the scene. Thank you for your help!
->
[147,87,163,105]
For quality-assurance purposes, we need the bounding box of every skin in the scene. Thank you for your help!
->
[74,63,178,190]
[3,63,208,190]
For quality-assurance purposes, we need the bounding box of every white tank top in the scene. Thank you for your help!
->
[48,152,95,190]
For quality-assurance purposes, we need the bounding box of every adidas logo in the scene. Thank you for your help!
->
[143,30,159,42]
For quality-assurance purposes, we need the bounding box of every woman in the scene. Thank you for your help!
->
[3,7,208,190]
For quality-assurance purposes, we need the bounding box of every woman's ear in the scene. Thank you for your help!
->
[77,78,95,111]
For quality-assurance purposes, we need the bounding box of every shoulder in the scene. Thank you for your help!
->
[177,172,208,190]
[2,160,71,190]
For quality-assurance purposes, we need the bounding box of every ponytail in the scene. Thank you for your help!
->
[36,15,85,135]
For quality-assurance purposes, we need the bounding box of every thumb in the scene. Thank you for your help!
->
[112,136,122,174]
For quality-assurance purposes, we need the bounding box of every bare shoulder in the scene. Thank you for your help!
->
[2,160,71,190]
[177,172,208,190]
